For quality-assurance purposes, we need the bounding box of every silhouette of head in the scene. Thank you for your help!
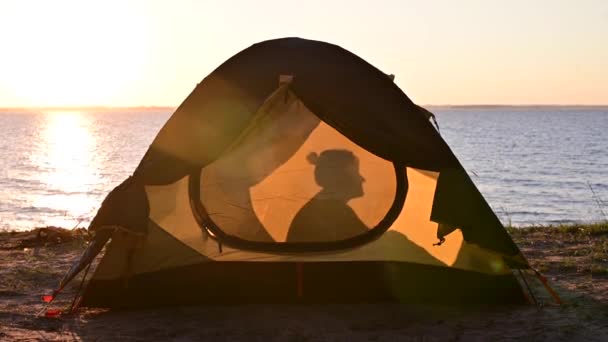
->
[307,149,365,200]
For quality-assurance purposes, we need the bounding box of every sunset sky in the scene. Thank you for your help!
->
[1,0,607,108]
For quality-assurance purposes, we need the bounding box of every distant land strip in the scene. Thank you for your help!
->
[0,106,176,113]
[1,105,607,113]
[424,104,608,109]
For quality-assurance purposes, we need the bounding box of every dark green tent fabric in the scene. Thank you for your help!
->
[136,38,458,185]
[87,38,518,256]
[55,37,536,309]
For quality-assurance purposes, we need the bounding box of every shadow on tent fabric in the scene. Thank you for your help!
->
[283,148,446,269]
[379,230,447,267]
[286,149,368,242]
[198,98,321,242]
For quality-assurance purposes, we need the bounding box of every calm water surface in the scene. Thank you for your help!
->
[0,110,168,230]
[436,107,607,226]
[0,107,606,230]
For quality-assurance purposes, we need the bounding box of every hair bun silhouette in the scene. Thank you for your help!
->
[306,152,319,165]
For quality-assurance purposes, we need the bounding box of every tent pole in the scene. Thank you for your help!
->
[296,263,304,299]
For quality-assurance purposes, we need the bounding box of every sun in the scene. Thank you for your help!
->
[1,1,154,107]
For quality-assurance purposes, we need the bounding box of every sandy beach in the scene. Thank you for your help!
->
[0,225,606,341]
[2,1,607,341]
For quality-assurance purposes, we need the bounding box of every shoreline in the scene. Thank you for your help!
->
[1,223,607,341]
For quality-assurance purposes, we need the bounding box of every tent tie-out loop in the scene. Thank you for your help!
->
[432,237,446,246]
[517,269,538,306]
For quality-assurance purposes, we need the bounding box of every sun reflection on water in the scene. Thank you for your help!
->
[31,111,101,227]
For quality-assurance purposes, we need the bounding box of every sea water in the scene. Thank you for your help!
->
[0,107,606,230]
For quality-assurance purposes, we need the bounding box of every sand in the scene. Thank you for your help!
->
[1,226,607,341]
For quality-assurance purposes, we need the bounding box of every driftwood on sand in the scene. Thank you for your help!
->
[0,227,89,250]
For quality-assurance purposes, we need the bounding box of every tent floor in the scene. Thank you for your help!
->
[82,261,526,308]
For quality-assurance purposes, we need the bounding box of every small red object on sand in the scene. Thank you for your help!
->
[42,295,54,303]
[45,309,62,318]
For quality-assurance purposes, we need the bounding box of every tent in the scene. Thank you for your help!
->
[54,38,534,309]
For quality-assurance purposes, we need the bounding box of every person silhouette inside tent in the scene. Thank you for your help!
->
[286,149,369,242]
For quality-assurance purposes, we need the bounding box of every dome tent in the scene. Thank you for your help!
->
[53,38,534,308]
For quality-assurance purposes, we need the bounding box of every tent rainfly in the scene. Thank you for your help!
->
[49,38,543,309]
